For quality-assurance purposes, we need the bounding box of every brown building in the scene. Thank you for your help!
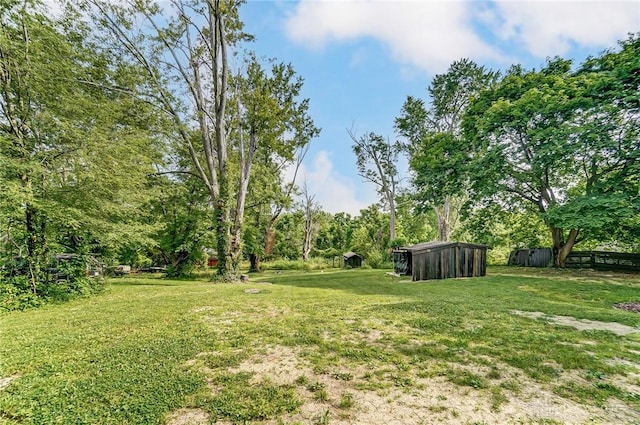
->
[393,241,487,281]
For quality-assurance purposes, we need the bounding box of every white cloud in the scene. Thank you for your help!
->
[285,0,503,73]
[489,1,640,58]
[286,151,375,215]
[285,0,639,72]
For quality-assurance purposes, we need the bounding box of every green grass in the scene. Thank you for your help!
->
[0,266,639,424]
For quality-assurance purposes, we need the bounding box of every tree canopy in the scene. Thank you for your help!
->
[462,35,640,264]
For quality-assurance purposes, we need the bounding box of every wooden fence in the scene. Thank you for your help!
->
[565,251,640,272]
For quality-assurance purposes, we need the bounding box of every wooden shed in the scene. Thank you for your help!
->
[393,241,487,281]
[507,248,552,267]
[343,252,363,268]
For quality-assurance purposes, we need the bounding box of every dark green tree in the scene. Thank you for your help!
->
[1,0,160,301]
[463,36,640,265]
[396,59,498,241]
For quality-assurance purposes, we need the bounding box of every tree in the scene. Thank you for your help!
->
[149,173,212,277]
[90,0,318,277]
[396,59,498,241]
[349,204,390,266]
[349,131,401,243]
[463,37,640,266]
[300,182,319,261]
[394,194,438,245]
[229,55,318,271]
[87,0,245,277]
[1,0,160,297]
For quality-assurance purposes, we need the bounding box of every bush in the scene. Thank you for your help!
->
[0,279,43,312]
[487,246,511,266]
[365,251,383,269]
[0,254,105,312]
[262,257,339,271]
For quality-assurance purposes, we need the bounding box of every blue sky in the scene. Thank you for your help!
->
[237,0,639,216]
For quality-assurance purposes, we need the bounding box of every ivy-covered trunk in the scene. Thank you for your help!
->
[25,202,48,292]
[215,176,231,277]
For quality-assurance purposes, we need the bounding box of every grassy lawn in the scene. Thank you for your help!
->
[1,266,639,424]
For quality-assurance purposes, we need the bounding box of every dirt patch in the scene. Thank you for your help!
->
[0,375,19,391]
[182,344,639,425]
[512,310,639,335]
[615,302,640,313]
[230,346,313,386]
[164,408,211,425]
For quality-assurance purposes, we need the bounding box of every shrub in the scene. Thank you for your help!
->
[0,278,43,312]
[0,254,105,311]
[365,251,383,269]
[262,257,338,271]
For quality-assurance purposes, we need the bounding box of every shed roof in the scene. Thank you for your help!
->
[396,241,487,255]
[343,251,362,259]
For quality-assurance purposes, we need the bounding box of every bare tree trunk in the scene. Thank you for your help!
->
[209,0,231,277]
[302,215,312,261]
[388,190,397,242]
[434,198,451,242]
[302,183,316,261]
[230,131,256,273]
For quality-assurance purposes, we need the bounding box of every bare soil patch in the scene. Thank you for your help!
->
[0,375,19,391]
[175,344,640,425]
[511,310,639,335]
[164,408,211,425]
[615,302,640,313]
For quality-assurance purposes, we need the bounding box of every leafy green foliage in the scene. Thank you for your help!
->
[461,36,640,259]
[0,0,162,304]
[398,59,498,241]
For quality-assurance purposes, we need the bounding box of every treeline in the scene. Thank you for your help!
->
[360,35,639,268]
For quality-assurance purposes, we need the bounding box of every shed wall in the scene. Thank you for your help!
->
[410,244,486,281]
[508,248,552,267]
[344,256,362,268]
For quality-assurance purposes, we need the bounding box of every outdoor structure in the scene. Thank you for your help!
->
[566,251,640,272]
[508,248,553,267]
[343,252,363,268]
[393,241,487,281]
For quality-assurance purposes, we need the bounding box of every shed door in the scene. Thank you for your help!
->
[393,251,410,275]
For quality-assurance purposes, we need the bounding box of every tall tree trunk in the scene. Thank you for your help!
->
[25,202,47,293]
[264,221,276,258]
[302,184,315,261]
[302,214,312,261]
[210,0,231,278]
[389,197,397,242]
[434,197,451,241]
[215,175,231,276]
[229,129,255,274]
[552,227,579,267]
[249,253,260,273]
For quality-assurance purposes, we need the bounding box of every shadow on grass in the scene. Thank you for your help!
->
[108,280,181,287]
